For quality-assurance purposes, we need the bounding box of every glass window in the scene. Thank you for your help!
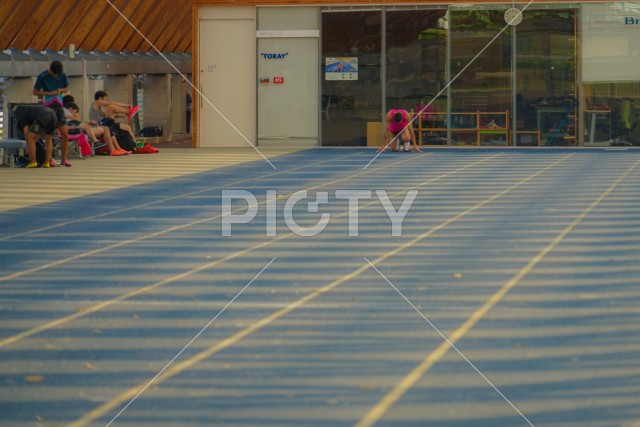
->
[582,3,640,147]
[449,8,512,146]
[516,9,577,146]
[386,9,448,145]
[321,10,381,146]
[583,81,640,146]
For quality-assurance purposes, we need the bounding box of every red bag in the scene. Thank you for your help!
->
[69,133,92,157]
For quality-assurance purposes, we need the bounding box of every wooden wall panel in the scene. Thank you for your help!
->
[74,1,115,52]
[109,1,156,52]
[155,5,192,52]
[29,1,81,51]
[44,0,93,52]
[81,0,128,52]
[175,29,193,53]
[0,0,192,54]
[129,1,173,52]
[165,15,193,53]
[192,0,593,3]
[93,0,147,52]
[0,1,23,50]
[190,4,199,148]
[137,2,182,52]
[9,1,58,50]
[0,2,40,51]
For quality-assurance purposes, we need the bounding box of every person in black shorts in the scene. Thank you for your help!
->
[33,61,72,167]
[16,106,57,168]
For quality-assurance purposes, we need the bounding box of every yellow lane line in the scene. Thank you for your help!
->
[67,153,582,427]
[0,152,363,241]
[0,153,434,348]
[355,158,640,427]
[0,152,416,283]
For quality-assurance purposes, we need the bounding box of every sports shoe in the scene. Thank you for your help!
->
[60,160,72,167]
[110,150,124,156]
[42,161,50,168]
[135,144,159,154]
[25,161,39,168]
[127,105,140,120]
[49,159,57,168]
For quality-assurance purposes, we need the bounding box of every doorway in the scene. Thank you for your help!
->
[198,15,256,148]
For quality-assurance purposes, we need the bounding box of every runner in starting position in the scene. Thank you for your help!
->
[377,109,421,153]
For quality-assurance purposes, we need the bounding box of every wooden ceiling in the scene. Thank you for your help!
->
[0,0,192,54]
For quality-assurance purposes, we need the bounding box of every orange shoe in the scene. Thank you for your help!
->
[110,150,123,156]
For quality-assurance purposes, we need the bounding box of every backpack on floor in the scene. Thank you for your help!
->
[137,126,163,137]
[112,127,136,152]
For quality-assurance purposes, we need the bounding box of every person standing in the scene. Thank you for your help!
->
[15,105,57,168]
[186,90,192,133]
[32,60,72,167]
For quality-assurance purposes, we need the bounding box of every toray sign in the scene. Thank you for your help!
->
[260,52,289,59]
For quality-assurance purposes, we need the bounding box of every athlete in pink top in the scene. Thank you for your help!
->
[378,109,421,153]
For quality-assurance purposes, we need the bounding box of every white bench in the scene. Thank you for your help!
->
[0,138,27,167]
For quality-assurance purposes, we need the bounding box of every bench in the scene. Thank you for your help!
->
[0,138,27,167]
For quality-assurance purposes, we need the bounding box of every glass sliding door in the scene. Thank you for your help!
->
[515,8,577,146]
[385,8,448,145]
[448,6,577,146]
[321,10,382,146]
[449,8,512,146]
[318,5,581,148]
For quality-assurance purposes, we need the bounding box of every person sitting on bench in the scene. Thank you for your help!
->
[64,102,130,156]
[90,90,138,141]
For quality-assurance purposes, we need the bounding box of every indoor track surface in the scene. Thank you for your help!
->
[1,147,640,427]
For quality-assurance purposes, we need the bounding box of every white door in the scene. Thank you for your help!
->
[199,18,256,148]
[257,37,319,147]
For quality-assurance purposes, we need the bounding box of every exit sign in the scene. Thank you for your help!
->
[273,76,284,84]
